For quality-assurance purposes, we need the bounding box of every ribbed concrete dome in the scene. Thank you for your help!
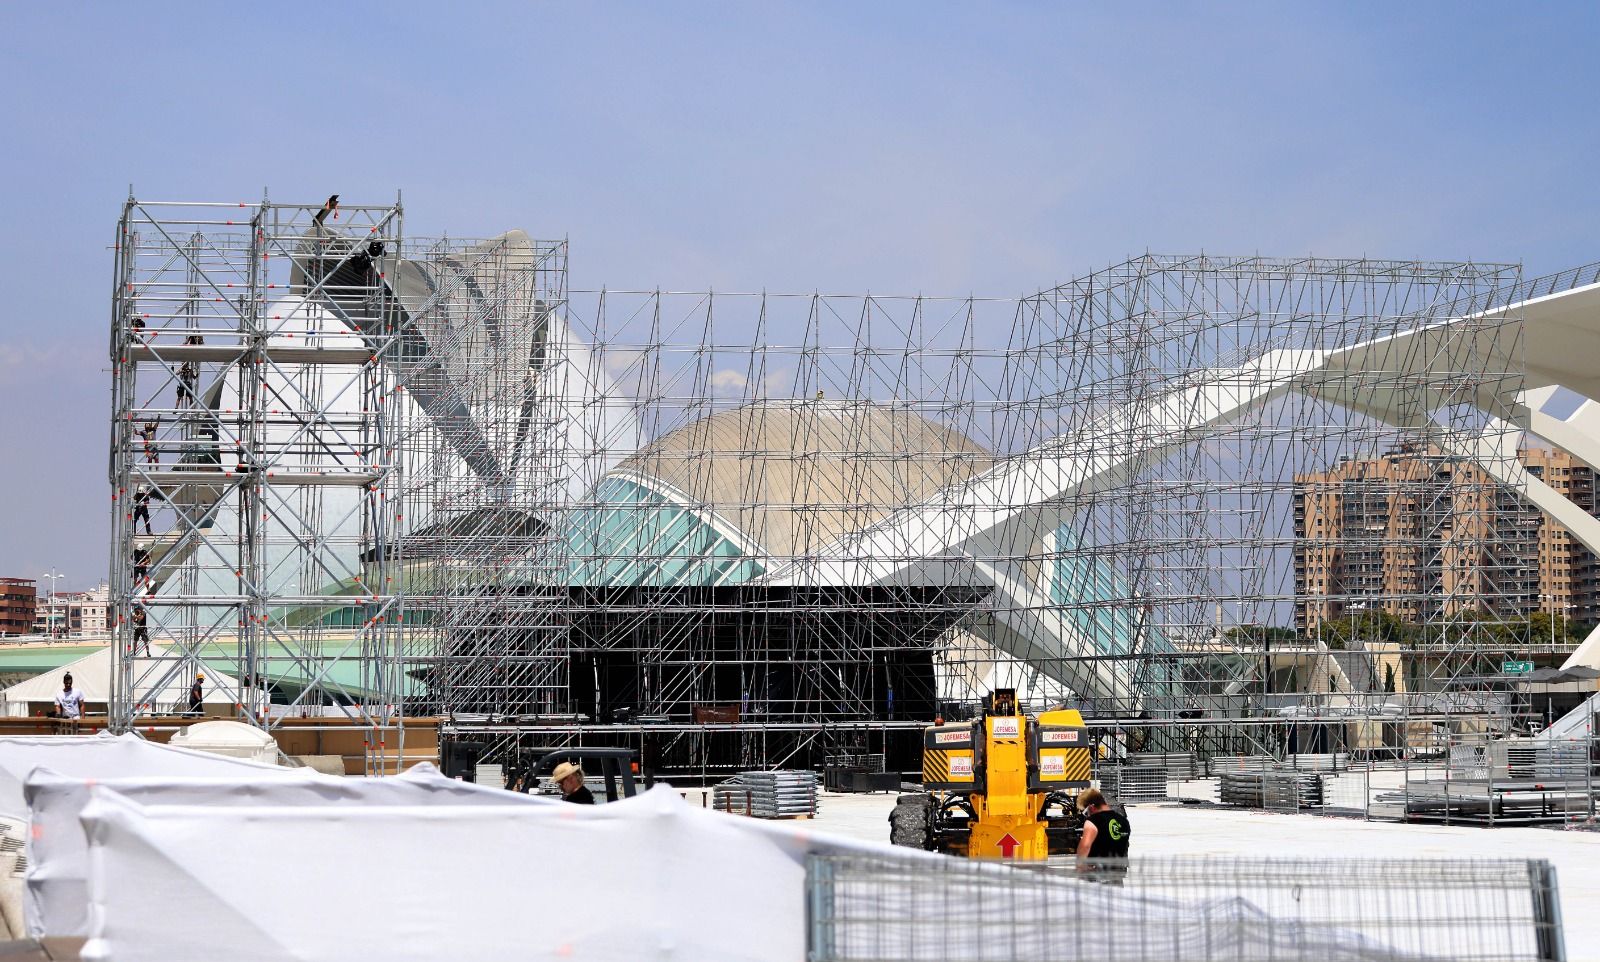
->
[617,400,992,558]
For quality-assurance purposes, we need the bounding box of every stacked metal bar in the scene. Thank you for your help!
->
[1102,766,1169,803]
[1219,769,1324,810]
[1128,753,1197,779]
[712,770,819,818]
[1493,739,1592,780]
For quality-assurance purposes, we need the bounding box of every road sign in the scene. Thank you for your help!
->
[996,833,1019,858]
[1503,660,1534,675]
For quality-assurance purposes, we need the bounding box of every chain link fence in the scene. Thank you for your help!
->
[807,854,1564,961]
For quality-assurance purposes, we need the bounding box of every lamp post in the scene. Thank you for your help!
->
[42,570,63,639]
[1539,593,1557,652]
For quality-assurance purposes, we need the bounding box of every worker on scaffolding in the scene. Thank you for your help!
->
[138,419,159,464]
[176,362,198,407]
[131,485,155,537]
[130,601,150,657]
[176,335,203,407]
[188,674,205,716]
[550,762,595,804]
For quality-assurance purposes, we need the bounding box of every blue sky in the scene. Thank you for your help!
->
[1,2,1597,588]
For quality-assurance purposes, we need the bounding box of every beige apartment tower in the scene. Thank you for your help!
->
[1294,446,1600,632]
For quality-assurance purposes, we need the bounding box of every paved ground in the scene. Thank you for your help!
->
[806,790,1600,951]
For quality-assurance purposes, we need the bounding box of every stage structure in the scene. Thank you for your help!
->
[484,259,1541,773]
[114,194,1600,778]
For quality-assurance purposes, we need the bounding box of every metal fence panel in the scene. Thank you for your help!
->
[807,854,1564,962]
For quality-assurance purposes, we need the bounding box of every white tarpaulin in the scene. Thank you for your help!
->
[77,783,924,962]
[23,762,547,938]
[0,733,303,942]
[0,733,297,822]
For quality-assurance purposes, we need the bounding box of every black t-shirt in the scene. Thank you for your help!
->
[562,785,595,805]
[1086,808,1131,858]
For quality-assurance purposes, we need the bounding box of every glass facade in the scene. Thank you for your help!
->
[564,476,764,587]
[1047,525,1174,657]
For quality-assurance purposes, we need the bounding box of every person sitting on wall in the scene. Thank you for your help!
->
[550,762,594,804]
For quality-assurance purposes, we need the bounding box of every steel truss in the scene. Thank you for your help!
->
[112,195,1600,778]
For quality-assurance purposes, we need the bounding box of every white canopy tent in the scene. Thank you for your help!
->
[23,762,533,938]
[0,644,246,718]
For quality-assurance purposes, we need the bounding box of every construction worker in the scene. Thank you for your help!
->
[176,335,203,406]
[1075,787,1132,865]
[131,486,154,537]
[54,673,86,721]
[550,761,594,804]
[130,602,150,656]
[138,419,159,464]
[189,674,205,715]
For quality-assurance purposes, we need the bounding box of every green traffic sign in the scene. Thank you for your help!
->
[1502,660,1534,675]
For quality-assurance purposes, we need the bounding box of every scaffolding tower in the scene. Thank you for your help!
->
[108,194,408,768]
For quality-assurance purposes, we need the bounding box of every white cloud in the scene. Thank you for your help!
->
[709,369,749,394]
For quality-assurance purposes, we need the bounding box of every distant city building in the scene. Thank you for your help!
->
[1521,447,1600,625]
[1295,447,1600,631]
[33,583,111,638]
[0,579,37,636]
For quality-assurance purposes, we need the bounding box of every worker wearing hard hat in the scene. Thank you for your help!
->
[188,674,205,716]
[550,762,594,804]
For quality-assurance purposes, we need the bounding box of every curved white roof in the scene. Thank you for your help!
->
[618,399,990,557]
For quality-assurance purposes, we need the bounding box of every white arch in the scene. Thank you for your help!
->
[760,279,1600,699]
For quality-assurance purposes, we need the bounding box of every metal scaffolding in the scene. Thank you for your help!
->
[108,194,411,768]
[107,193,576,771]
[109,194,1600,786]
[440,256,1576,777]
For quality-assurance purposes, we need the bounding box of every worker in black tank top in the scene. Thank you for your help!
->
[1075,787,1131,859]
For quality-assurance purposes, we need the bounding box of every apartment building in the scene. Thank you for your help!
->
[0,579,37,636]
[33,583,112,638]
[1294,446,1597,631]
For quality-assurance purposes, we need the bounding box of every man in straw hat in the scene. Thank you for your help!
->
[550,761,594,804]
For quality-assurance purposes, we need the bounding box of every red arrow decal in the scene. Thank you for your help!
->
[997,833,1019,858]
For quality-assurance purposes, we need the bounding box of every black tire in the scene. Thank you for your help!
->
[889,792,934,850]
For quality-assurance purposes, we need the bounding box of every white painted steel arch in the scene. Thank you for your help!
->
[761,280,1600,699]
